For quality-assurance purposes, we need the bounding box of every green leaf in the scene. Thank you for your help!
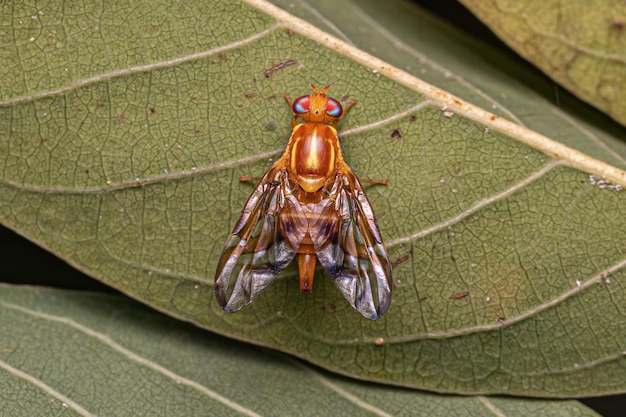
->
[0,284,601,417]
[459,0,626,126]
[1,0,626,399]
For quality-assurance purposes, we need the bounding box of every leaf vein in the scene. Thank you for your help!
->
[299,257,626,345]
[0,359,95,417]
[476,396,507,417]
[290,0,354,45]
[341,101,432,137]
[531,30,626,63]
[347,4,524,126]
[387,160,563,247]
[0,24,281,107]
[0,302,264,417]
[0,148,283,194]
[294,361,395,417]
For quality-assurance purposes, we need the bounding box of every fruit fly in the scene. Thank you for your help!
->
[214,85,392,319]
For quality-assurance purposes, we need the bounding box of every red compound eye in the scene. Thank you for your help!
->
[293,96,310,114]
[325,98,343,118]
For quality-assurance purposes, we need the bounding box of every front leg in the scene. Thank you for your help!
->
[340,99,357,120]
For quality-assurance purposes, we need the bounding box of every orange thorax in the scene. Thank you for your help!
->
[288,123,337,193]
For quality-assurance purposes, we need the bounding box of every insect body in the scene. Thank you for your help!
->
[214,85,392,319]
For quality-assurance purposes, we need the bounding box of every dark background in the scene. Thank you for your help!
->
[1,1,622,415]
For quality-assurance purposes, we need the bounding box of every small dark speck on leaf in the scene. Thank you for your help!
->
[341,95,350,102]
[265,121,277,131]
[84,168,90,174]
[244,93,257,99]
[419,296,428,302]
[264,60,297,77]
[390,129,403,139]
[610,20,625,31]
[329,302,337,310]
[266,95,277,101]
[410,115,417,122]
[149,107,156,114]
[498,317,506,324]
[392,249,412,267]
[119,113,126,120]
[449,291,469,300]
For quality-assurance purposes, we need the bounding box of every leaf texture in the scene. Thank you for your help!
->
[460,0,626,126]
[1,0,626,397]
[0,285,601,417]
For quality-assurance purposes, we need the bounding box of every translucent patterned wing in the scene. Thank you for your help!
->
[309,166,393,320]
[215,162,307,312]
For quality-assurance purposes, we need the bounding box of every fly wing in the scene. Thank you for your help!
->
[215,163,307,312]
[309,166,393,320]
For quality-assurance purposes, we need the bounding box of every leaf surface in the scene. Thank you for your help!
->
[0,285,601,417]
[1,0,626,397]
[460,0,626,126]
